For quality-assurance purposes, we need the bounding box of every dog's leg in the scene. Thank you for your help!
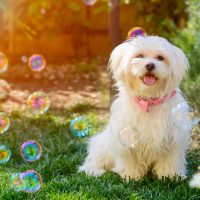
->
[112,150,147,181]
[79,129,114,176]
[153,149,187,179]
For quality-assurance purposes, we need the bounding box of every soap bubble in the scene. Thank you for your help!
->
[21,170,42,193]
[127,27,147,39]
[27,92,50,114]
[0,52,8,73]
[172,103,199,131]
[70,116,90,138]
[28,54,46,71]
[0,145,11,164]
[21,140,42,162]
[84,0,97,6]
[118,127,137,148]
[0,112,10,134]
[10,173,25,192]
[10,171,42,192]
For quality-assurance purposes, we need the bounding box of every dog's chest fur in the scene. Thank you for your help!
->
[111,94,183,164]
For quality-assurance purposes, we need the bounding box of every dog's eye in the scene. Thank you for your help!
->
[156,55,164,61]
[136,54,144,58]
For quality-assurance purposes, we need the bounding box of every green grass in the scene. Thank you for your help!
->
[0,105,199,200]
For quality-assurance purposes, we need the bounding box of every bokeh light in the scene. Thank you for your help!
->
[10,173,25,192]
[70,116,90,138]
[0,52,8,73]
[27,92,50,114]
[84,0,97,6]
[40,8,46,15]
[21,170,42,193]
[0,112,10,134]
[21,140,42,162]
[0,145,11,164]
[21,56,28,63]
[28,54,46,72]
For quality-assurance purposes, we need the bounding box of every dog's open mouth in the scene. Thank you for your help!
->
[141,74,158,86]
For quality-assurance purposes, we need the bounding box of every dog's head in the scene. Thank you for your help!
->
[109,36,189,98]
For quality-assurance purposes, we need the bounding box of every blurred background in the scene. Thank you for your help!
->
[0,0,200,112]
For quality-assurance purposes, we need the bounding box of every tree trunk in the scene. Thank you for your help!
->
[85,5,91,58]
[108,0,122,103]
[109,0,121,48]
[8,0,14,54]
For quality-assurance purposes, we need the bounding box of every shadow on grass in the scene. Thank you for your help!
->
[49,101,109,117]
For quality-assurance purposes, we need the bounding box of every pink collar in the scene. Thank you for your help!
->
[135,90,176,112]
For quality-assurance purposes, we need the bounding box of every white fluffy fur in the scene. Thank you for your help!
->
[189,172,200,188]
[79,36,190,180]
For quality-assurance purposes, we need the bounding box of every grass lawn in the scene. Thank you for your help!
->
[0,103,199,200]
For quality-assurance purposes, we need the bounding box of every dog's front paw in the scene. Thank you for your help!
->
[119,171,142,181]
[79,165,106,177]
[112,167,144,181]
[154,165,186,179]
[155,170,187,180]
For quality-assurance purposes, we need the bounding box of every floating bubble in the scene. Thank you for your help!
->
[10,173,25,192]
[27,92,50,114]
[84,0,97,6]
[21,140,42,162]
[28,54,46,72]
[0,145,11,164]
[127,27,147,39]
[118,127,138,148]
[70,116,90,138]
[21,170,42,193]
[0,52,8,73]
[171,103,199,131]
[0,112,10,134]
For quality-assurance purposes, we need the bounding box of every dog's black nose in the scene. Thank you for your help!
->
[146,63,155,71]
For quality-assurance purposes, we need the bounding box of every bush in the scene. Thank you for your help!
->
[181,75,200,110]
[173,0,200,78]
[173,0,200,110]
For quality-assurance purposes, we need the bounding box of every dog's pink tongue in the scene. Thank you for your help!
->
[143,75,156,86]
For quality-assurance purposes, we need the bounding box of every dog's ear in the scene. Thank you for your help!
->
[109,27,147,80]
[170,46,189,87]
[108,42,129,80]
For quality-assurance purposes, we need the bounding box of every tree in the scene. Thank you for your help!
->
[109,0,122,48]
[109,0,122,102]
[173,0,200,77]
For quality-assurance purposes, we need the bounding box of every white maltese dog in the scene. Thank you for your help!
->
[79,30,190,180]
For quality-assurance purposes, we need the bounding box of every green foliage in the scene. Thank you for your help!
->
[173,0,200,78]
[121,0,187,39]
[16,0,86,36]
[173,0,200,110]
[181,75,200,110]
[6,0,187,40]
